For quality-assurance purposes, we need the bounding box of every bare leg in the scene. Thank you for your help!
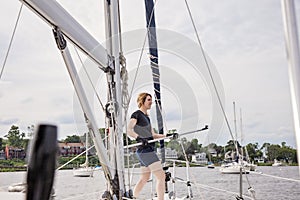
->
[149,161,165,200]
[133,166,150,198]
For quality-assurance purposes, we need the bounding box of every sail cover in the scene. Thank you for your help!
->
[144,0,165,163]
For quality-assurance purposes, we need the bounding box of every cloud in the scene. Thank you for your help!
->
[0,118,19,125]
[56,114,74,125]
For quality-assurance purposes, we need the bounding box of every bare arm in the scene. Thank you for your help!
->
[127,118,139,139]
[151,127,166,139]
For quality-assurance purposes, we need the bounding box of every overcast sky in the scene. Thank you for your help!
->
[0,0,300,148]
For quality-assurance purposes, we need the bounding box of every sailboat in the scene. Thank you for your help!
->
[244,146,257,171]
[272,159,283,167]
[240,109,257,172]
[1,0,300,200]
[73,132,94,177]
[220,102,250,174]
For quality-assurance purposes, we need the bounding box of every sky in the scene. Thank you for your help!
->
[0,0,300,148]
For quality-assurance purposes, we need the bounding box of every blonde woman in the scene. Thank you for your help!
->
[127,93,166,200]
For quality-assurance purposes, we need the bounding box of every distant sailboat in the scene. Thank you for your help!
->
[240,108,257,172]
[220,102,250,174]
[272,159,283,167]
[73,133,94,177]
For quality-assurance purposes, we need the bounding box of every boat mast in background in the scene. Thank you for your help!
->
[281,0,300,174]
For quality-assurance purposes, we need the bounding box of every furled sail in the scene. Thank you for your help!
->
[144,0,165,163]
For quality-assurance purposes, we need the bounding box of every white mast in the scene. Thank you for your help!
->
[281,0,300,173]
[103,0,126,196]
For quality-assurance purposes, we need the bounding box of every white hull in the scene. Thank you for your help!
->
[220,162,250,174]
[272,162,283,167]
[245,162,257,171]
[73,167,94,177]
[272,159,283,167]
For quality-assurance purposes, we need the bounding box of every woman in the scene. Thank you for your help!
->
[127,92,166,200]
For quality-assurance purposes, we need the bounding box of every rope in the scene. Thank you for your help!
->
[0,3,23,79]
[56,145,95,170]
[252,171,300,182]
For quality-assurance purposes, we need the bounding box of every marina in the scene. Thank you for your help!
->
[1,166,300,199]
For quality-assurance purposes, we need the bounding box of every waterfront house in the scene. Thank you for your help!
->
[58,142,85,157]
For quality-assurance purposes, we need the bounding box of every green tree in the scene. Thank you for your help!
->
[278,145,297,163]
[245,143,258,161]
[64,135,81,143]
[5,125,25,147]
[27,125,35,138]
[190,138,200,152]
[267,144,281,161]
[225,140,241,153]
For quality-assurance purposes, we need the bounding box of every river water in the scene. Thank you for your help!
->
[0,166,299,200]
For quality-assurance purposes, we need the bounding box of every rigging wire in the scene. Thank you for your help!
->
[73,46,105,112]
[0,3,23,80]
[127,0,159,106]
[183,0,255,194]
[183,0,236,148]
[251,171,300,183]
[126,0,170,135]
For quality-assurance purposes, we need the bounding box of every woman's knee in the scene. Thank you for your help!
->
[139,173,150,183]
[153,169,165,181]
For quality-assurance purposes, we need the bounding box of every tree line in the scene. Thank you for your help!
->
[1,125,297,164]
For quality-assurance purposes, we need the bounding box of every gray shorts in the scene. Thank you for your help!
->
[136,146,159,167]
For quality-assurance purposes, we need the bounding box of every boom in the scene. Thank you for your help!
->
[21,0,110,71]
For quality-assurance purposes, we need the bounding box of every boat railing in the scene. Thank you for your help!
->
[128,159,193,199]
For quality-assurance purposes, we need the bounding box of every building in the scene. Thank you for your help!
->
[0,150,6,160]
[191,152,208,165]
[157,148,178,159]
[5,145,26,160]
[58,142,85,157]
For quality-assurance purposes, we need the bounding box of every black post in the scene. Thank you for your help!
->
[26,124,57,200]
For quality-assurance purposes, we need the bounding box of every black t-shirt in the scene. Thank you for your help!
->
[130,110,152,139]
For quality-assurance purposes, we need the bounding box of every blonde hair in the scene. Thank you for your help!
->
[137,93,152,108]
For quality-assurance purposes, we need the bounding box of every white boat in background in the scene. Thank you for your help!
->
[220,161,250,174]
[73,166,94,177]
[245,161,257,171]
[244,147,257,171]
[73,133,94,177]
[272,159,283,167]
[220,103,250,174]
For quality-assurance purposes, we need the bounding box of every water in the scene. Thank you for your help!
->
[0,166,300,199]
